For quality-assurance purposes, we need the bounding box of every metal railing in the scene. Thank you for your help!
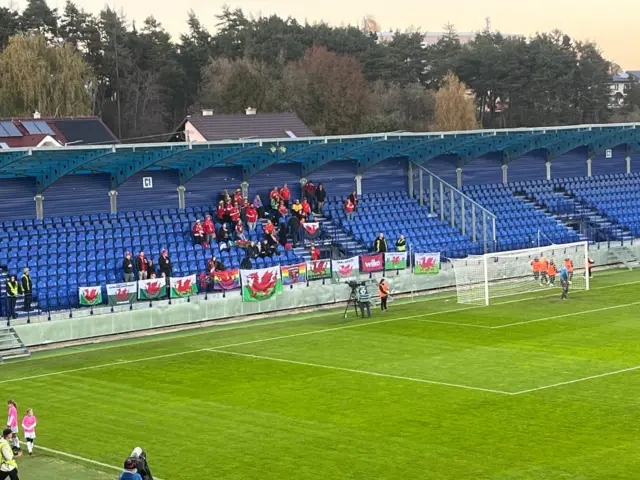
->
[410,162,497,253]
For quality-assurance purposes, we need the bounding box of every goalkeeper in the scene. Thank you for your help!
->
[560,264,569,300]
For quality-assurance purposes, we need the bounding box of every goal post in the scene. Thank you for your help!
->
[451,241,590,305]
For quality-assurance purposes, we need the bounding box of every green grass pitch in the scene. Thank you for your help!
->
[5,269,640,479]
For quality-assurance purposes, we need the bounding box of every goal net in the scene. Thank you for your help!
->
[451,241,590,305]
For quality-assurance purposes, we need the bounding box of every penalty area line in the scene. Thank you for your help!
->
[35,445,167,480]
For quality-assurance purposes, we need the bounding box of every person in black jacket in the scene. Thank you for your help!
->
[6,274,20,320]
[315,183,326,214]
[374,232,388,253]
[217,224,231,251]
[20,267,32,312]
[122,252,134,282]
[158,249,172,278]
[288,215,301,247]
[246,241,259,259]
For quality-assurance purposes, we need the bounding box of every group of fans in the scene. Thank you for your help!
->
[4,269,33,320]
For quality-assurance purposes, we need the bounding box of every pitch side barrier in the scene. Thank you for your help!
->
[10,241,639,347]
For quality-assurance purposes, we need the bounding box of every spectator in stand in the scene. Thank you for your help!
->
[122,252,134,282]
[240,254,252,270]
[269,187,280,210]
[291,199,303,218]
[254,195,265,218]
[348,190,358,211]
[264,220,276,237]
[136,252,149,280]
[235,221,247,241]
[207,255,225,273]
[301,198,312,218]
[219,189,230,204]
[240,199,249,224]
[223,200,233,224]
[315,183,326,214]
[245,203,258,230]
[277,200,288,218]
[233,188,243,205]
[216,201,225,223]
[278,221,288,247]
[311,244,320,261]
[230,202,241,224]
[279,183,291,208]
[192,219,204,245]
[20,267,32,313]
[159,249,172,278]
[217,224,231,251]
[259,240,271,258]
[288,214,301,247]
[5,274,19,320]
[203,215,215,247]
[344,196,355,221]
[396,234,406,252]
[304,180,316,210]
[246,241,259,259]
[146,259,155,278]
[374,233,388,253]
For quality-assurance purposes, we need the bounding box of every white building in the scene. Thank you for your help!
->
[609,71,640,107]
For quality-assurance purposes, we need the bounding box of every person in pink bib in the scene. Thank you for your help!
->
[6,400,19,450]
[21,409,36,455]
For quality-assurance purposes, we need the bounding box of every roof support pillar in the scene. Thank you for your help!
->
[355,174,362,195]
[177,186,186,210]
[627,155,631,174]
[587,157,592,177]
[34,194,44,220]
[546,161,551,181]
[408,162,414,199]
[419,168,424,207]
[456,168,463,189]
[241,181,249,199]
[501,164,508,184]
[109,190,118,214]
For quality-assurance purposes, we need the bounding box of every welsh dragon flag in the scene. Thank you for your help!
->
[414,252,441,274]
[384,252,408,270]
[106,282,137,306]
[79,286,103,306]
[240,266,283,302]
[332,256,360,283]
[138,278,167,300]
[302,222,321,239]
[170,274,198,298]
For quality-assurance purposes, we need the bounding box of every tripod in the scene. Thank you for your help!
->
[343,288,359,319]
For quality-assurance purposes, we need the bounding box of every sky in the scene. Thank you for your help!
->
[16,0,640,68]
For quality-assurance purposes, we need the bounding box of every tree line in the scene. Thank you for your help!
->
[0,0,636,141]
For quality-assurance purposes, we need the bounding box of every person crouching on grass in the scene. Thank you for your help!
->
[20,410,35,456]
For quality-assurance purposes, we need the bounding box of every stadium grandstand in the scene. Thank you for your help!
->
[1,122,640,323]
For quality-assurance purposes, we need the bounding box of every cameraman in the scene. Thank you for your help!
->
[356,283,372,319]
[130,447,153,480]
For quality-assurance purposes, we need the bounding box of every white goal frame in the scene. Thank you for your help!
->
[452,241,590,306]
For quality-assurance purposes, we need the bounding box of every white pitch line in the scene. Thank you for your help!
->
[35,445,167,480]
[208,349,513,395]
[492,301,640,329]
[512,364,640,395]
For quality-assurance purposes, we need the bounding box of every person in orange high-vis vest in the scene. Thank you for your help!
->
[539,256,549,285]
[547,261,557,286]
[378,279,390,312]
[531,257,541,281]
[563,257,574,284]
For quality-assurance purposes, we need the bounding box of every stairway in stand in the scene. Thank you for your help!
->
[514,192,589,242]
[0,326,30,363]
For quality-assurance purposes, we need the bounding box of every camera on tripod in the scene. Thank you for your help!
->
[347,280,365,290]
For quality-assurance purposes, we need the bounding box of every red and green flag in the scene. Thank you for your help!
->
[106,282,137,306]
[170,274,198,298]
[240,266,283,301]
[414,252,441,274]
[384,252,408,270]
[138,278,167,300]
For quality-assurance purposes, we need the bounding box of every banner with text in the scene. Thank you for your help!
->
[79,286,103,306]
[360,253,384,273]
[170,274,198,298]
[332,256,360,282]
[241,266,283,301]
[306,259,332,280]
[138,278,167,300]
[414,252,441,274]
[213,268,241,290]
[384,252,408,271]
[106,282,137,306]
